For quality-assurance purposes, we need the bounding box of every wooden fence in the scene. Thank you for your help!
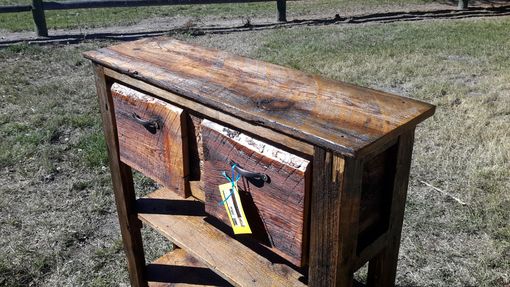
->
[0,0,287,37]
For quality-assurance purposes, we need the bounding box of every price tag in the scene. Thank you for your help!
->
[218,182,252,234]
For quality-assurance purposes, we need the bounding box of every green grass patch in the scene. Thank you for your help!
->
[0,252,56,287]
[77,131,108,168]
[0,122,46,167]
[185,17,510,286]
[0,0,438,32]
[0,13,508,287]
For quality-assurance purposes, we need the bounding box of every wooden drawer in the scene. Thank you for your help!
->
[111,83,188,196]
[201,120,310,267]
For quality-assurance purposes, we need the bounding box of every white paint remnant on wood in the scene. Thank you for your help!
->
[202,119,309,171]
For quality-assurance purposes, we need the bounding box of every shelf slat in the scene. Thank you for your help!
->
[137,188,306,287]
[147,248,232,287]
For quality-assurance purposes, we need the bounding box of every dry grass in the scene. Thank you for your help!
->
[0,0,443,32]
[186,20,510,285]
[0,14,509,287]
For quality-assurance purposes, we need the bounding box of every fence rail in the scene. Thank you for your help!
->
[0,0,287,37]
[0,4,32,12]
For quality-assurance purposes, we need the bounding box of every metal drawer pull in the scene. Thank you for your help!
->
[131,113,161,133]
[229,160,269,183]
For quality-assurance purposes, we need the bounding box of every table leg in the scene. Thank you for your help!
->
[94,64,147,287]
[367,131,415,287]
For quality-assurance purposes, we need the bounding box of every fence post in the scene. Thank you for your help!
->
[277,0,286,22]
[458,0,468,10]
[32,0,48,37]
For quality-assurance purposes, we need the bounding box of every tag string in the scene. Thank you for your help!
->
[218,163,241,206]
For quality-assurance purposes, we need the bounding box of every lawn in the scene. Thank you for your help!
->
[0,7,509,287]
[0,0,441,32]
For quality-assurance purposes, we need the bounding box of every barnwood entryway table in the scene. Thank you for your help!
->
[84,37,435,287]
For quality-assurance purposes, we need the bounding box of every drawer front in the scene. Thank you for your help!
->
[111,83,188,196]
[201,120,310,266]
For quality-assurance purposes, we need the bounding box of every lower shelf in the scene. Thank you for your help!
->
[137,188,306,287]
[146,248,231,287]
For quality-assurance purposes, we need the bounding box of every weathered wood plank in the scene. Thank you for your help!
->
[137,188,307,287]
[189,180,205,202]
[308,148,334,286]
[102,68,314,156]
[94,65,147,287]
[366,130,415,287]
[334,156,363,287]
[147,249,232,287]
[358,142,397,235]
[83,38,435,157]
[188,114,204,182]
[111,83,189,196]
[201,119,310,267]
[355,232,388,270]
[308,149,363,287]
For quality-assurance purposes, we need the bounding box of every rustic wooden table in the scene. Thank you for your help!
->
[84,37,435,287]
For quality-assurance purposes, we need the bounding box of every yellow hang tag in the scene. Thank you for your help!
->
[218,182,252,234]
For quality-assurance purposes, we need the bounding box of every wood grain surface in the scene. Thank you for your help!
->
[94,67,147,287]
[358,143,397,236]
[84,37,435,157]
[86,37,437,287]
[137,188,307,287]
[111,83,189,196]
[308,151,363,287]
[146,248,232,287]
[104,68,314,156]
[367,131,415,287]
[201,120,310,267]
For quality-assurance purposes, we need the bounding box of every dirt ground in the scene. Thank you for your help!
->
[0,2,485,43]
[0,2,509,287]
